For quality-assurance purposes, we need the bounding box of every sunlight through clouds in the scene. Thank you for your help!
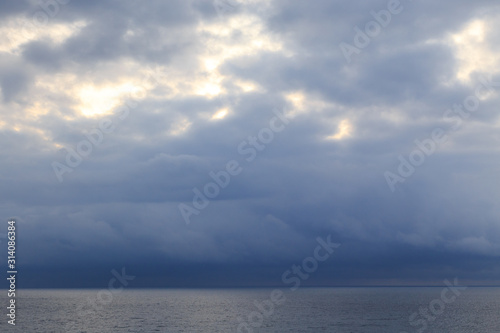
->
[327,119,352,140]
[77,83,140,117]
[198,14,289,69]
[9,3,289,128]
[449,19,499,83]
[193,12,291,100]
[169,118,192,136]
[211,107,229,120]
[0,18,87,54]
[284,91,337,119]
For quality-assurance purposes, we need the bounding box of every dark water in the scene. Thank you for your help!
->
[1,287,499,332]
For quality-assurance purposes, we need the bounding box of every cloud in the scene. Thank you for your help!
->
[1,0,500,287]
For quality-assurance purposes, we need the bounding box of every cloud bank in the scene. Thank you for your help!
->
[1,0,500,287]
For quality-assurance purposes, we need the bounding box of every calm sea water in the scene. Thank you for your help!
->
[1,287,499,332]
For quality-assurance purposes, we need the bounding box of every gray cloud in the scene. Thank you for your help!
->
[1,0,500,287]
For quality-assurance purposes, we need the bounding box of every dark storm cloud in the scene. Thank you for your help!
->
[0,0,499,288]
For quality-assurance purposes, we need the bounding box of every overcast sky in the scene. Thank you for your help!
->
[1,0,500,287]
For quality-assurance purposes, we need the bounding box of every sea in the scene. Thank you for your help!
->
[1,287,499,332]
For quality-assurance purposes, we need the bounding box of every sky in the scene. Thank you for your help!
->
[1,0,500,288]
